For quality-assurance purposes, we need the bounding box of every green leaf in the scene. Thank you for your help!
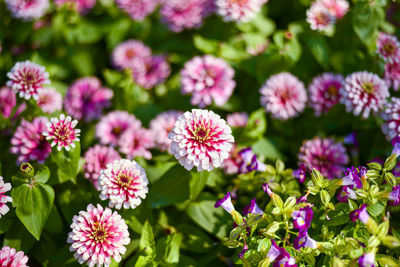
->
[326,203,350,226]
[367,202,386,217]
[190,171,209,200]
[303,33,330,68]
[47,142,81,184]
[140,221,156,255]
[155,233,182,264]
[33,164,50,184]
[242,109,267,142]
[3,220,36,252]
[193,35,219,54]
[11,182,55,240]
[352,2,384,48]
[252,138,284,162]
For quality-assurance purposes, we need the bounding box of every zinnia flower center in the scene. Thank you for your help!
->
[24,72,36,84]
[316,12,330,25]
[384,43,395,54]
[117,172,133,188]
[125,49,135,59]
[193,127,210,143]
[91,223,108,242]
[362,82,374,94]
[55,126,71,141]
[112,126,122,135]
[327,85,338,96]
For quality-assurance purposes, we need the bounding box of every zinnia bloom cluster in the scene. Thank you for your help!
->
[98,159,149,209]
[5,0,49,20]
[54,0,96,13]
[0,246,29,267]
[308,73,344,116]
[43,114,80,151]
[377,33,400,91]
[67,204,130,267]
[215,0,267,23]
[259,72,307,120]
[115,0,158,21]
[298,137,348,179]
[0,87,16,118]
[7,61,50,100]
[37,88,63,114]
[340,71,389,119]
[149,110,183,152]
[181,55,235,108]
[0,177,12,218]
[64,77,113,122]
[168,109,234,172]
[380,97,400,140]
[306,0,349,32]
[11,117,51,164]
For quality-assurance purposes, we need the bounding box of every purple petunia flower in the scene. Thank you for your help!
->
[341,166,366,189]
[238,148,266,173]
[292,206,313,230]
[337,186,357,202]
[350,204,369,224]
[389,185,400,206]
[238,243,248,259]
[358,252,376,267]
[391,136,400,158]
[266,240,297,267]
[215,192,235,214]
[262,183,273,197]
[293,163,307,183]
[243,198,263,216]
[293,230,317,250]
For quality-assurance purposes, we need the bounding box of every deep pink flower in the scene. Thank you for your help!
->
[0,246,29,267]
[118,127,154,160]
[64,77,113,122]
[216,0,267,23]
[226,112,248,128]
[181,55,235,108]
[298,137,349,179]
[260,72,307,120]
[115,0,157,21]
[7,61,50,100]
[308,73,344,116]
[54,0,96,13]
[306,3,335,32]
[0,87,16,118]
[10,117,51,164]
[168,109,234,171]
[149,110,183,152]
[37,88,62,114]
[98,159,148,209]
[111,40,151,70]
[381,97,400,140]
[67,204,130,266]
[0,177,12,218]
[132,55,171,89]
[319,0,349,19]
[341,71,389,118]
[376,32,400,63]
[5,0,49,20]
[384,59,400,91]
[96,111,142,146]
[43,114,80,151]
[83,145,121,190]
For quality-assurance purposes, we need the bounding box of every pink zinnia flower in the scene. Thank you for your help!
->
[226,112,248,128]
[7,60,50,100]
[377,32,400,63]
[118,127,154,160]
[306,3,335,32]
[0,87,16,118]
[168,109,234,171]
[0,246,29,267]
[181,55,235,108]
[259,72,307,120]
[5,0,49,20]
[381,97,400,140]
[216,0,267,23]
[43,114,80,151]
[96,111,142,146]
[299,137,349,179]
[67,204,130,266]
[98,159,148,209]
[320,0,349,19]
[149,110,183,152]
[54,0,96,13]
[132,55,171,89]
[10,117,51,164]
[0,177,12,218]
[308,73,344,116]
[83,145,121,190]
[115,0,157,21]
[111,40,151,70]
[384,59,400,91]
[340,71,389,118]
[64,77,113,122]
[37,88,62,114]
[221,144,241,175]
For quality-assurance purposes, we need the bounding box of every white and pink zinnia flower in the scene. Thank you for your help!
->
[259,72,307,120]
[168,109,234,172]
[111,40,151,70]
[381,97,400,140]
[0,246,29,267]
[216,0,267,23]
[150,110,183,152]
[67,204,130,267]
[0,87,16,118]
[181,55,235,108]
[37,88,63,114]
[7,61,50,101]
[306,0,348,32]
[115,0,158,21]
[118,127,154,160]
[377,32,400,63]
[5,0,49,20]
[43,114,80,151]
[98,159,149,209]
[132,55,171,89]
[0,177,12,218]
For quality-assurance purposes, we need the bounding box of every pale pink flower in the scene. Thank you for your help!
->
[226,112,248,128]
[98,159,148,209]
[381,97,400,140]
[0,177,12,218]
[0,246,29,267]
[377,32,400,63]
[299,137,349,179]
[181,55,235,108]
[149,110,183,152]
[221,144,241,174]
[306,3,335,32]
[0,87,16,118]
[384,59,400,91]
[10,117,51,164]
[5,0,49,20]
[260,72,307,120]
[308,73,344,116]
[7,61,50,100]
[340,71,389,118]
[43,114,80,151]
[320,0,349,19]
[111,40,151,70]
[67,204,130,266]
[115,0,157,21]
[37,88,62,114]
[216,0,267,23]
[132,55,171,89]
[83,145,121,190]
[64,77,113,122]
[54,0,96,13]
[96,111,142,146]
[118,127,154,160]
[168,109,234,171]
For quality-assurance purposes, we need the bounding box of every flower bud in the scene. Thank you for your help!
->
[20,162,34,179]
